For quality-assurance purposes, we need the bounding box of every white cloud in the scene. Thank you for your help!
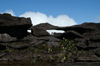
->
[20,11,77,26]
[3,10,16,16]
[1,10,77,26]
[1,10,77,33]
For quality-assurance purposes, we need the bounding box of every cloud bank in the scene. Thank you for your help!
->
[1,10,77,27]
[1,10,77,34]
[20,12,77,26]
[1,10,16,16]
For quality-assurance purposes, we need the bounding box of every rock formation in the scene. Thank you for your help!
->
[30,23,58,36]
[0,13,32,39]
[0,13,100,65]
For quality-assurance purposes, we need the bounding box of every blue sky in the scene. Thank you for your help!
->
[0,0,100,26]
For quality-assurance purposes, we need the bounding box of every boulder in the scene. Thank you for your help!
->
[1,51,32,61]
[0,53,6,58]
[0,13,32,39]
[75,55,100,62]
[31,40,45,46]
[61,31,83,40]
[47,41,60,47]
[57,23,100,37]
[0,33,16,42]
[53,33,63,38]
[30,23,59,36]
[33,23,58,30]
[30,36,61,47]
[89,35,100,42]
[0,42,29,50]
[37,36,61,42]
[55,23,100,51]
[31,27,50,37]
[93,48,100,57]
[0,13,32,27]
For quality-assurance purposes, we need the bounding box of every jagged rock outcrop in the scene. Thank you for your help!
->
[58,31,83,39]
[30,23,58,36]
[54,23,100,49]
[0,13,32,39]
[56,23,100,39]
[33,23,58,30]
[31,22,100,61]
[31,26,50,37]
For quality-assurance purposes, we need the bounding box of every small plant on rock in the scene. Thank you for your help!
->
[60,37,78,62]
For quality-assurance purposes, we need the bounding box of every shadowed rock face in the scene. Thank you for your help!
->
[0,13,32,39]
[31,22,100,50]
[30,23,59,36]
[31,26,50,37]
[56,23,100,38]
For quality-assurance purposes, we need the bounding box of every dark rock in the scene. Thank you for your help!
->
[0,33,16,42]
[30,36,61,47]
[0,53,6,58]
[47,41,60,47]
[60,23,100,51]
[0,13,32,27]
[61,31,83,40]
[53,33,63,38]
[89,35,100,42]
[57,23,100,37]
[31,40,45,46]
[33,23,58,30]
[75,38,89,50]
[0,13,32,39]
[38,36,61,47]
[0,41,30,50]
[30,23,59,36]
[56,63,100,66]
[9,44,29,50]
[93,48,100,57]
[31,27,50,37]
[1,51,32,61]
[75,55,100,62]
[0,13,100,64]
[37,36,61,42]
[88,42,100,48]
[57,25,94,35]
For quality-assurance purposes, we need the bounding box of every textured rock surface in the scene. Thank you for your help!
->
[0,13,32,39]
[93,48,100,56]
[0,33,16,42]
[30,23,58,36]
[56,63,100,66]
[0,13,32,27]
[33,23,58,30]
[31,26,50,36]
[75,55,100,62]
[0,13,100,65]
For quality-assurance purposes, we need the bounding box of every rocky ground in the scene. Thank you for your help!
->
[0,13,100,66]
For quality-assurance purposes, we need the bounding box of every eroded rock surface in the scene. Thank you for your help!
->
[0,13,32,39]
[0,13,100,65]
